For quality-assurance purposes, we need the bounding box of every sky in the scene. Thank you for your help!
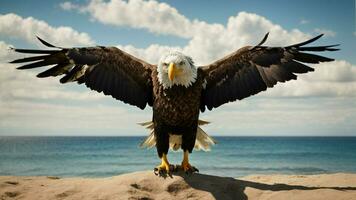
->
[0,0,355,136]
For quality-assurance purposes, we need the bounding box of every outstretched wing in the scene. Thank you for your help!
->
[199,33,339,111]
[10,37,155,109]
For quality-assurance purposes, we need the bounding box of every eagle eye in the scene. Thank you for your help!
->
[178,61,184,65]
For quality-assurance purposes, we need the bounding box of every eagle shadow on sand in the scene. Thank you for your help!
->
[169,172,356,200]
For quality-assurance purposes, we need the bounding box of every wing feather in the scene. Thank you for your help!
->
[10,37,155,109]
[294,52,334,63]
[36,63,73,78]
[200,34,338,111]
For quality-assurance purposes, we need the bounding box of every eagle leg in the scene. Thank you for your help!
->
[180,150,199,174]
[154,153,174,176]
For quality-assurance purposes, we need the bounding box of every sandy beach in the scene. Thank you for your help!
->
[1,171,356,200]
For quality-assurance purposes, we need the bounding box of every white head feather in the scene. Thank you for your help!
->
[157,51,197,89]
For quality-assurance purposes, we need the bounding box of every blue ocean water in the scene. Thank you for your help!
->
[0,137,355,178]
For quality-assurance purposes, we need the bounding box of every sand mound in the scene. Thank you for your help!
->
[1,171,356,200]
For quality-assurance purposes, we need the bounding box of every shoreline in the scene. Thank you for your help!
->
[1,172,356,200]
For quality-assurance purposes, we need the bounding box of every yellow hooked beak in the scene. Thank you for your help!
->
[168,62,182,81]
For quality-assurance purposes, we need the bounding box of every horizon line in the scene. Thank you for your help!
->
[1,135,355,137]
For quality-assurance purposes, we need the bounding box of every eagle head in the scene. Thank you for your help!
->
[157,51,197,89]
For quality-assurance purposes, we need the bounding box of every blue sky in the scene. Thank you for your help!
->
[1,0,354,60]
[0,0,355,136]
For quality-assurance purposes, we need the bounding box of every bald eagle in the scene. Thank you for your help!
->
[10,33,338,175]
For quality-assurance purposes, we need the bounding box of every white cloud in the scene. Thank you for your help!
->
[62,0,308,65]
[201,98,356,136]
[314,28,336,37]
[0,41,15,61]
[182,12,307,65]
[0,99,150,136]
[0,65,105,101]
[116,44,182,64]
[63,0,194,38]
[264,79,356,98]
[262,60,356,98]
[0,41,149,136]
[307,60,356,82]
[0,13,95,47]
[59,2,79,11]
[0,41,104,102]
[77,0,308,65]
[61,0,354,99]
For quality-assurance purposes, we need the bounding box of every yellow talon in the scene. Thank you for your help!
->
[182,161,192,172]
[155,153,171,173]
[181,150,198,173]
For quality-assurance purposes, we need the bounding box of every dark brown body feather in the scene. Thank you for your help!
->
[151,69,205,156]
[10,34,338,158]
[152,69,204,127]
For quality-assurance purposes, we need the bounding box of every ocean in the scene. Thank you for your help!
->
[0,136,355,178]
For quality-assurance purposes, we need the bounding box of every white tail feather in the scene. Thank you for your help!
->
[138,120,216,151]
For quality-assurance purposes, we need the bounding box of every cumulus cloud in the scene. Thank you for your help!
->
[61,0,308,65]
[314,28,336,37]
[261,60,356,98]
[307,61,356,82]
[59,0,354,99]
[0,41,104,102]
[0,13,95,47]
[0,64,104,102]
[264,79,356,98]
[200,98,356,136]
[116,44,182,64]
[0,14,102,107]
[67,0,308,65]
[0,41,148,136]
[59,1,79,11]
[182,12,307,65]
[61,0,194,38]
[0,99,150,136]
[0,41,15,61]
